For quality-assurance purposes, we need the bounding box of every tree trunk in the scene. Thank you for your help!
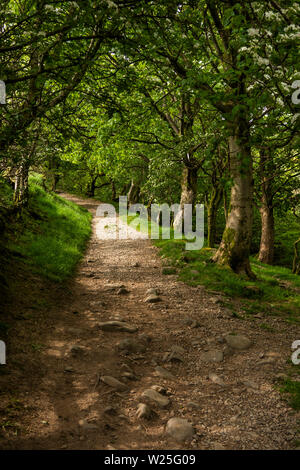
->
[14,159,30,207]
[146,196,154,220]
[127,180,140,206]
[259,204,274,264]
[212,122,255,279]
[52,173,60,192]
[207,185,223,248]
[111,180,117,201]
[292,238,300,274]
[42,174,47,191]
[223,190,229,223]
[258,149,275,264]
[173,165,198,232]
[86,176,97,198]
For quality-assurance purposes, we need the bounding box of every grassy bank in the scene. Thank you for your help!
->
[279,376,300,411]
[8,175,92,282]
[154,239,300,324]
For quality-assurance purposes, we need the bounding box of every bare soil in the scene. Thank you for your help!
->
[0,193,299,450]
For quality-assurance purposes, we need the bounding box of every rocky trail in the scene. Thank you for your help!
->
[0,194,299,450]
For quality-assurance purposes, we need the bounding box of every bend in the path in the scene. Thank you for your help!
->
[1,193,298,450]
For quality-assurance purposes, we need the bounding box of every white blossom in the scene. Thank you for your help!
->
[106,0,118,8]
[265,11,276,20]
[44,5,55,11]
[248,28,260,37]
[279,34,290,41]
[281,82,291,93]
[256,56,269,66]
[284,24,298,32]
[290,32,300,40]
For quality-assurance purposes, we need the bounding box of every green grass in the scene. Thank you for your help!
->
[259,323,276,332]
[279,375,300,410]
[152,239,300,324]
[9,176,92,282]
[162,267,177,275]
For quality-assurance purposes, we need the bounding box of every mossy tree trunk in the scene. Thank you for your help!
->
[223,190,229,223]
[212,120,255,279]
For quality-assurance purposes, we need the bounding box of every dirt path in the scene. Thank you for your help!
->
[0,193,299,450]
